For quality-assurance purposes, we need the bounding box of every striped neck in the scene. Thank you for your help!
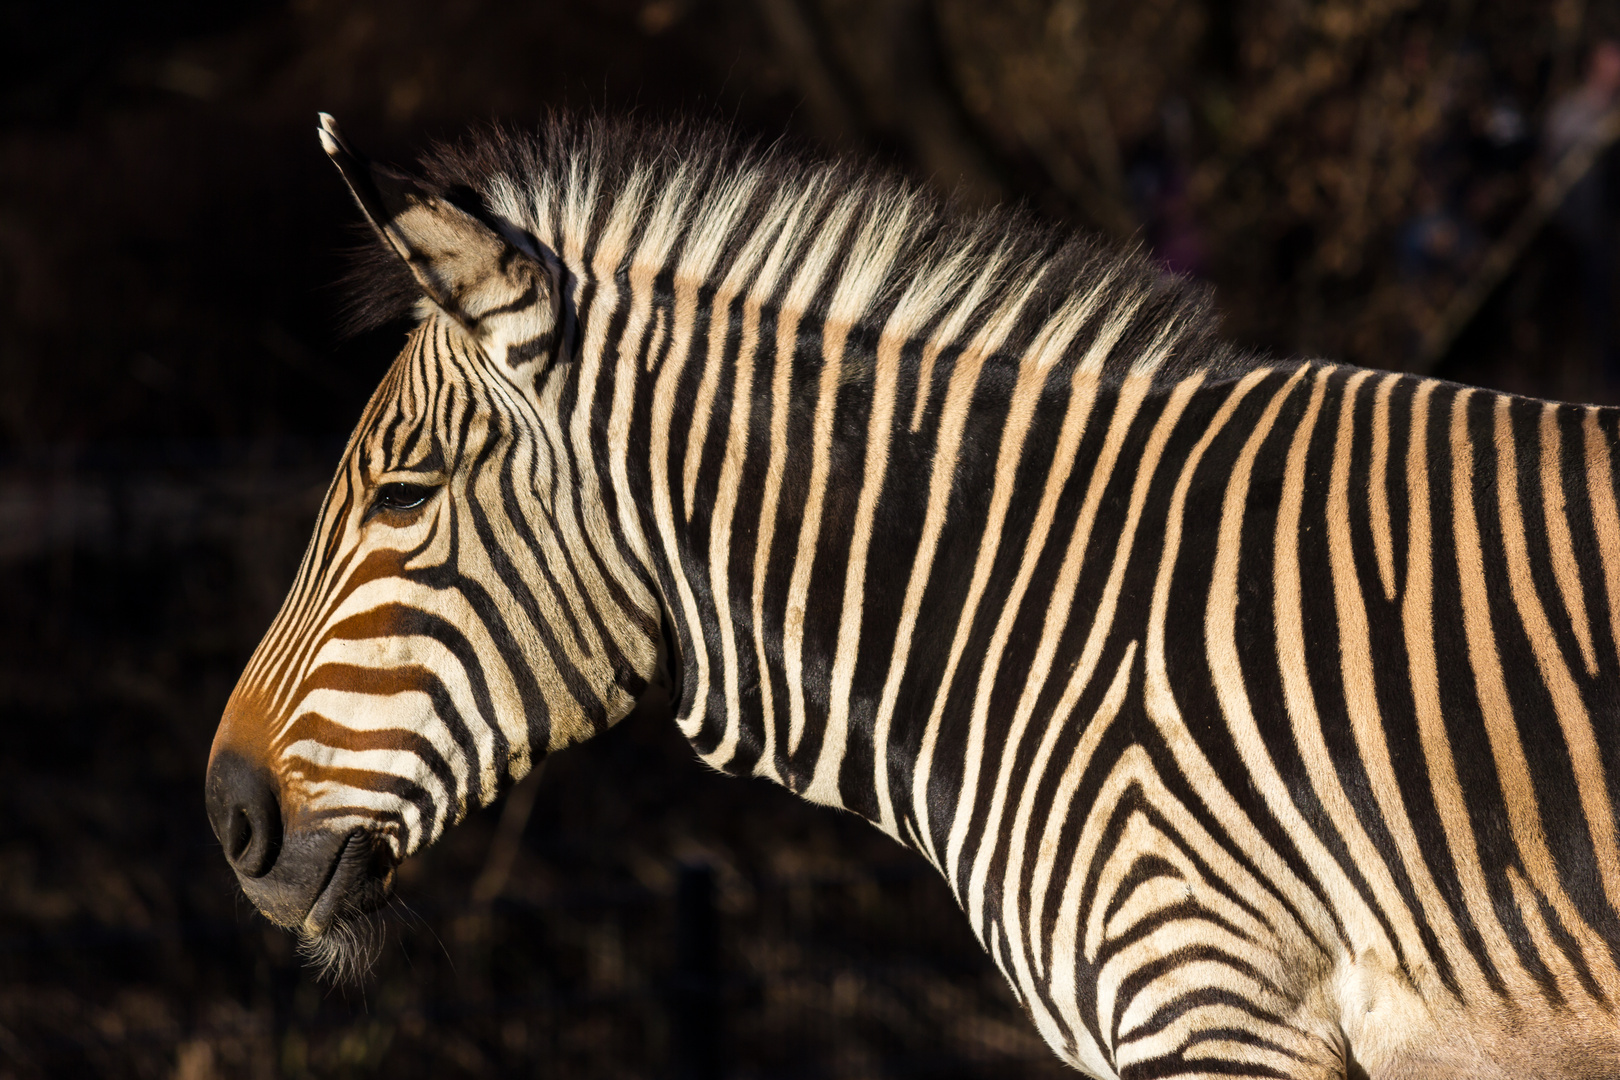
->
[583,260,1235,851]
[432,122,1240,840]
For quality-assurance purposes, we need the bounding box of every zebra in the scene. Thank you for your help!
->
[204,113,1620,1079]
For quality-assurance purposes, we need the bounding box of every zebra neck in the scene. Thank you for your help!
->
[619,292,1228,848]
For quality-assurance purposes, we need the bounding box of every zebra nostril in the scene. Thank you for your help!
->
[205,751,282,879]
[225,808,254,862]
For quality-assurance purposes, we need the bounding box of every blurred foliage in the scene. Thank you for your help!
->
[1,1,1617,1078]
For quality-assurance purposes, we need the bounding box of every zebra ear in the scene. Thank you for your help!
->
[317,113,558,370]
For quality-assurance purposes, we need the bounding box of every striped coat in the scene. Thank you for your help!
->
[204,116,1620,1078]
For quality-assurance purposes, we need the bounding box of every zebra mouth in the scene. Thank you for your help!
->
[303,829,395,936]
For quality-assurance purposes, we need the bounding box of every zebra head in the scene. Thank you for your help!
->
[205,116,660,974]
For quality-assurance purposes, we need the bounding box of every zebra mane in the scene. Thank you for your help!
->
[343,114,1257,386]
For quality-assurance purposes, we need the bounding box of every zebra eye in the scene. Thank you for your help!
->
[373,482,435,514]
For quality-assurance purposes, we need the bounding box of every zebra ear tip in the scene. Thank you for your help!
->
[316,113,352,161]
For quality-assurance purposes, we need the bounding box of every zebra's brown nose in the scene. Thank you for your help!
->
[205,751,282,879]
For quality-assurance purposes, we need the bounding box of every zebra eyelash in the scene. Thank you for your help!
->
[366,481,438,518]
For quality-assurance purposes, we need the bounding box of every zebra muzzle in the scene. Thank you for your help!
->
[205,752,396,933]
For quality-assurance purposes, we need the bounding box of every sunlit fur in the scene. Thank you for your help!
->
[210,116,1620,1077]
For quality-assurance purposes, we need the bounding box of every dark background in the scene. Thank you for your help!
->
[2,2,1616,1077]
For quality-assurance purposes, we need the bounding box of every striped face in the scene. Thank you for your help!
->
[204,120,659,972]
